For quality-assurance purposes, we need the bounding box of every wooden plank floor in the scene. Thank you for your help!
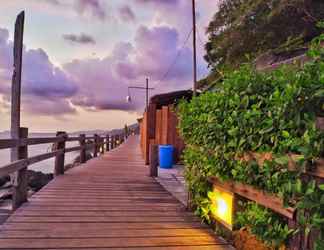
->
[0,136,232,250]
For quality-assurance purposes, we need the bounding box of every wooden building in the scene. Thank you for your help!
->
[139,90,193,165]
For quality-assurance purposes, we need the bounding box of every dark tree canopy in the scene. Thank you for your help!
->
[204,0,324,71]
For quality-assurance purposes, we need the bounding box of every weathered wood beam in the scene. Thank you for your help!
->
[54,131,67,176]
[12,127,28,210]
[79,134,86,164]
[106,135,110,152]
[93,134,99,157]
[149,142,158,177]
[10,11,24,162]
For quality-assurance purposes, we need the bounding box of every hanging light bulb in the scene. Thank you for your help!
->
[126,88,132,103]
[126,95,131,103]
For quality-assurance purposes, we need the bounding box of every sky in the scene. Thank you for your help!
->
[0,0,218,133]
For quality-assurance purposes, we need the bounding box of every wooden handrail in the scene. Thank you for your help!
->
[0,135,102,150]
[0,139,17,150]
[0,130,128,209]
[0,132,127,178]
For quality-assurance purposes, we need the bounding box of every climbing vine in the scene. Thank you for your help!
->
[178,35,324,248]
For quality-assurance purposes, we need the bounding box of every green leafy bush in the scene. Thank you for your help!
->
[236,202,294,247]
[178,36,324,246]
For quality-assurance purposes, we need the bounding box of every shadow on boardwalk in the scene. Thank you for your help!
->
[0,136,233,249]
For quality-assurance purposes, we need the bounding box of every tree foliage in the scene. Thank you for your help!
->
[205,0,324,71]
[178,36,324,247]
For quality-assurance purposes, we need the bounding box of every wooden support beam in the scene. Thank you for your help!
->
[12,127,28,210]
[93,134,99,157]
[149,142,158,177]
[10,11,24,162]
[106,135,110,152]
[100,137,105,154]
[145,104,157,165]
[115,135,119,147]
[79,134,86,164]
[54,131,66,176]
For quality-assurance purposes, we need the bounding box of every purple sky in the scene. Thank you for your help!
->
[0,0,218,132]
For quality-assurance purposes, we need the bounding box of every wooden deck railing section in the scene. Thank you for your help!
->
[0,128,131,210]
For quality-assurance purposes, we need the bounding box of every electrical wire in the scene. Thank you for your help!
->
[154,28,193,88]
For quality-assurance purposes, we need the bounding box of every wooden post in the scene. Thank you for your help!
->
[79,134,86,164]
[145,104,157,165]
[10,11,25,162]
[110,135,114,149]
[149,143,158,177]
[54,131,66,176]
[112,135,116,149]
[116,135,119,147]
[12,127,28,210]
[94,134,99,157]
[288,219,302,250]
[100,137,105,154]
[106,135,110,151]
[192,0,197,95]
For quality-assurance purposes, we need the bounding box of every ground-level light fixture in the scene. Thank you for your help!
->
[209,185,234,230]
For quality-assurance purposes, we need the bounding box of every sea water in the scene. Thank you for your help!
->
[0,134,79,174]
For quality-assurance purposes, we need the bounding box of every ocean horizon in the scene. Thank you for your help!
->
[0,133,87,174]
[0,125,136,174]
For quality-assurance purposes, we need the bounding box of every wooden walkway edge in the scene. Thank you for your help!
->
[0,136,232,249]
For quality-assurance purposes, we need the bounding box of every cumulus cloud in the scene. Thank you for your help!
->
[118,5,136,23]
[44,0,60,5]
[0,27,77,116]
[63,33,96,45]
[62,24,194,113]
[135,0,179,5]
[75,0,107,21]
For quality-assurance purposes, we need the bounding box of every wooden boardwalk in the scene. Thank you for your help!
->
[0,136,232,249]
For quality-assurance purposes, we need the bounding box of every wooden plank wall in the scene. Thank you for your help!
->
[140,104,185,164]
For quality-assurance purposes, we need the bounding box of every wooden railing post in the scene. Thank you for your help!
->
[12,127,28,210]
[79,134,86,164]
[94,134,99,157]
[111,135,114,149]
[106,135,110,151]
[100,137,105,154]
[54,131,66,176]
[116,135,120,146]
[149,143,158,177]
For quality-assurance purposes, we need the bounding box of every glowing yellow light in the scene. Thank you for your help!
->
[210,186,234,230]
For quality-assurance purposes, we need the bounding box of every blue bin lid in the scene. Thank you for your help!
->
[159,144,174,149]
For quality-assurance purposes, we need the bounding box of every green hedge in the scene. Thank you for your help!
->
[177,35,324,248]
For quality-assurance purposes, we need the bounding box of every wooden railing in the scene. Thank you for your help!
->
[0,127,132,210]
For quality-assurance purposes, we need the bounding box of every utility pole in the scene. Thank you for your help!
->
[192,0,197,96]
[127,78,154,111]
[146,78,149,109]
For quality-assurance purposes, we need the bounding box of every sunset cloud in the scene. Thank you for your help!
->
[0,27,77,116]
[118,5,136,23]
[75,0,107,21]
[61,24,194,113]
[0,0,217,131]
[63,33,96,45]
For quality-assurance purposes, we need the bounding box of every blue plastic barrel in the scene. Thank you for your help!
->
[159,145,174,169]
